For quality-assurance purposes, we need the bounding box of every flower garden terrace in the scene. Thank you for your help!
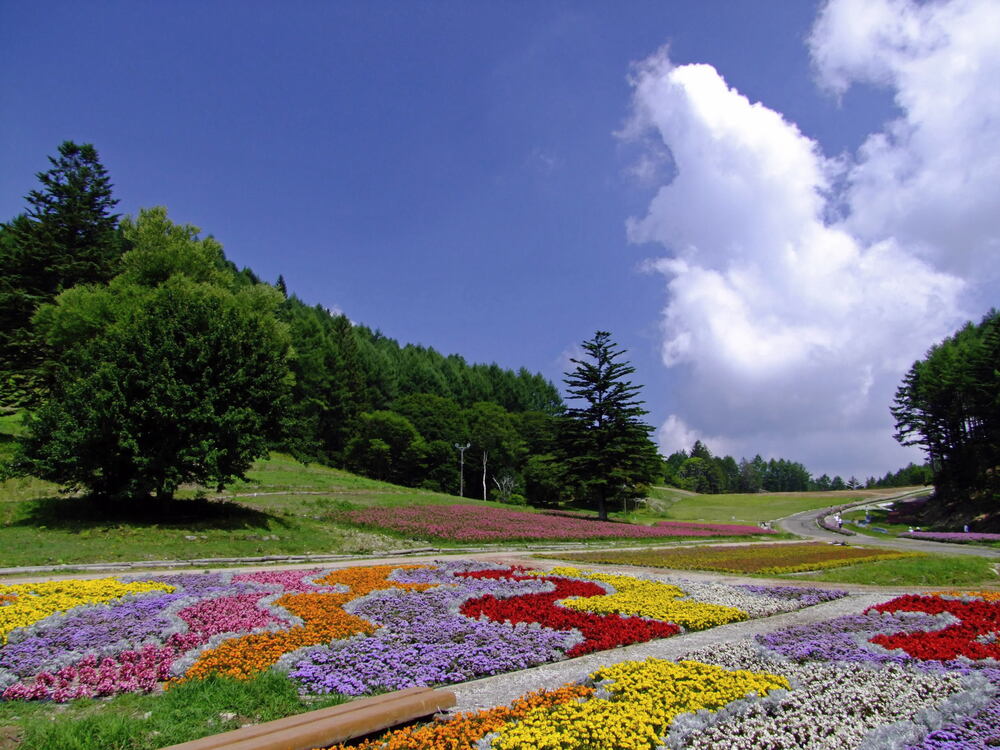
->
[329,503,777,543]
[0,560,845,702]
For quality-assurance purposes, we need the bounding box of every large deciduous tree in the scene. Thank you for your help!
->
[10,208,292,503]
[557,330,660,520]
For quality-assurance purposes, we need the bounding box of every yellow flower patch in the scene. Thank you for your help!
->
[494,658,788,750]
[0,578,175,644]
[540,566,747,630]
[328,684,595,750]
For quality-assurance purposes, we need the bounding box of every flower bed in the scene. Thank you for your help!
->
[655,520,775,536]
[332,504,774,542]
[901,531,1000,544]
[0,561,843,703]
[338,590,1000,749]
[550,541,920,574]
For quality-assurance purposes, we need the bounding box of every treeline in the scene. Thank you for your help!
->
[892,310,1000,511]
[662,440,929,494]
[864,462,933,489]
[0,141,569,503]
[4,141,937,507]
[276,293,565,497]
[662,440,818,493]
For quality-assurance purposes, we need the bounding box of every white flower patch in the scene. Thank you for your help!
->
[672,580,806,618]
[667,639,985,750]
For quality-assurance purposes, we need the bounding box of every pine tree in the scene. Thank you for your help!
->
[558,331,660,520]
[1,142,121,406]
[892,309,1000,507]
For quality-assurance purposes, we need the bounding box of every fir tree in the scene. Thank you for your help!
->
[1,141,121,405]
[558,330,660,520]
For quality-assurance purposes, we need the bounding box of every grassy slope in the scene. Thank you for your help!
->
[634,488,891,525]
[0,452,486,568]
[0,410,921,567]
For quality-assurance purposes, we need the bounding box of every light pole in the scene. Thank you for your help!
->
[454,442,470,497]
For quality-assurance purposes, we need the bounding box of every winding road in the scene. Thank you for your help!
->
[777,492,1000,559]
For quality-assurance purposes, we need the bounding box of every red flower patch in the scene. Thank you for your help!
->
[458,569,680,657]
[868,595,1000,661]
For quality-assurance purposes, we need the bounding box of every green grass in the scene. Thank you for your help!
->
[0,670,347,750]
[0,449,794,568]
[790,554,999,587]
[0,411,61,509]
[841,506,915,539]
[0,417,914,567]
[0,490,431,568]
[632,489,882,525]
[0,412,28,439]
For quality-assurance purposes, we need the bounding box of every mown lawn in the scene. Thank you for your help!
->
[0,452,452,567]
[841,506,915,539]
[2,451,739,568]
[0,447,789,567]
[793,553,999,587]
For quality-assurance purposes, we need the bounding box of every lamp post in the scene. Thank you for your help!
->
[454,442,470,497]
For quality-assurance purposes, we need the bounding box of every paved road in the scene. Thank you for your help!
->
[777,500,1000,559]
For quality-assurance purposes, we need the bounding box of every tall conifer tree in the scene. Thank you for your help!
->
[558,331,660,520]
[1,141,121,405]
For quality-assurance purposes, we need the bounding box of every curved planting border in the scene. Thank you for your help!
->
[1,561,844,702]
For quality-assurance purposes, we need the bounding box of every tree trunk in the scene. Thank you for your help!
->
[482,451,488,501]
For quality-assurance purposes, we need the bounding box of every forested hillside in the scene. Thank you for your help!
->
[0,142,569,503]
[892,309,1000,520]
[2,141,933,508]
[272,293,565,497]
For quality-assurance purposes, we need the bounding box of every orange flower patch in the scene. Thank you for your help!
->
[182,565,434,682]
[313,564,434,596]
[328,683,595,750]
[0,595,17,606]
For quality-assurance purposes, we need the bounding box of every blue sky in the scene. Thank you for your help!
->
[3,1,997,479]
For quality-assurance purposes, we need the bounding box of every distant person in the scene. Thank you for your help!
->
[964,524,970,533]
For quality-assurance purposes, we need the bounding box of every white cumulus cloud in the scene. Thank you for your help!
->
[624,0,1000,478]
[811,0,1000,283]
